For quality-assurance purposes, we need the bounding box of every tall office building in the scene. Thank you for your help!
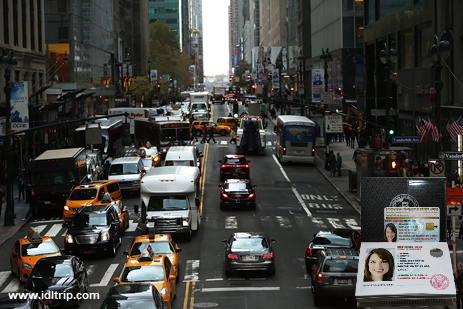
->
[148,0,181,45]
[191,0,203,82]
[243,0,260,64]
[229,0,244,75]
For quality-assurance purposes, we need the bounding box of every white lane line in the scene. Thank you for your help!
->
[345,218,361,230]
[125,220,138,232]
[296,286,312,289]
[275,216,292,228]
[200,287,280,292]
[327,218,345,229]
[272,154,290,182]
[33,219,63,224]
[225,216,238,229]
[90,263,119,287]
[227,277,245,281]
[220,141,227,144]
[3,278,20,293]
[0,272,12,289]
[34,225,47,234]
[311,217,326,229]
[205,278,223,281]
[46,224,63,237]
[184,260,200,282]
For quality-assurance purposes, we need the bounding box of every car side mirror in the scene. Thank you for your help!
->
[123,206,127,212]
[13,254,19,259]
[253,185,257,188]
[59,248,66,255]
[123,250,129,255]
[271,239,276,243]
[169,275,176,281]
[222,239,228,244]
[218,160,222,163]
[218,184,222,187]
[113,277,119,283]
[176,248,182,253]
[23,273,29,279]
[195,197,200,207]
[134,204,139,214]
[75,270,83,276]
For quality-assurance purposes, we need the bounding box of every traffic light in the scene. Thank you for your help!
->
[157,84,161,92]
[233,102,239,115]
[388,117,395,135]
[390,159,398,170]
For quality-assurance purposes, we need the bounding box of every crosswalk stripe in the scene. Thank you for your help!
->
[345,218,361,230]
[34,225,47,234]
[275,216,291,228]
[46,224,63,237]
[184,260,199,282]
[87,265,97,277]
[311,217,326,229]
[125,220,138,232]
[220,141,227,144]
[225,216,238,229]
[327,218,345,229]
[294,216,306,229]
[3,278,20,293]
[90,263,119,287]
[0,272,12,289]
[260,216,274,228]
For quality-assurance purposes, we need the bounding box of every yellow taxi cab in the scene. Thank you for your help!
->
[123,227,181,282]
[63,180,122,223]
[10,227,61,282]
[190,120,231,136]
[136,142,161,167]
[216,117,241,131]
[114,246,177,309]
[94,193,130,233]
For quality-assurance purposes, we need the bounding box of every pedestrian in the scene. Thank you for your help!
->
[16,172,26,201]
[456,264,463,309]
[190,129,198,144]
[329,153,336,177]
[207,126,216,143]
[200,124,208,144]
[350,128,356,148]
[345,127,350,146]
[336,152,342,177]
[373,156,385,177]
[22,189,37,221]
[230,129,236,144]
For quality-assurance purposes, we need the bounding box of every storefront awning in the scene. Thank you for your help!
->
[76,92,96,101]
[39,99,70,112]
[57,88,87,101]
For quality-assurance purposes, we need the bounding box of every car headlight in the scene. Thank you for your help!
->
[22,263,32,269]
[162,148,167,152]
[64,206,70,211]
[65,234,74,243]
[101,232,110,241]
[182,218,189,227]
[159,287,168,296]
[133,180,140,184]
[154,157,160,161]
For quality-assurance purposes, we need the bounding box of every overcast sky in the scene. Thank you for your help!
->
[202,0,229,77]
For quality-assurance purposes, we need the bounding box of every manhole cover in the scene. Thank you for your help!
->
[193,303,219,308]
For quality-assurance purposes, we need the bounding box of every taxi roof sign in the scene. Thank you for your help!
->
[27,227,42,242]
[138,244,155,262]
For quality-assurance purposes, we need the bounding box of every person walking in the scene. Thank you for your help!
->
[336,152,342,177]
[230,129,236,144]
[22,189,37,221]
[190,128,198,144]
[456,264,463,309]
[16,172,26,201]
[207,126,217,143]
[350,128,356,148]
[200,124,208,144]
[329,152,337,177]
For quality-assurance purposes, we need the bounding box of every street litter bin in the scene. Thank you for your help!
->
[349,169,357,192]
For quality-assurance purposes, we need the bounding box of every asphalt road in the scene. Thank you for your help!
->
[0,102,361,308]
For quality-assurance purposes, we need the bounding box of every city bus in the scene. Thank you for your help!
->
[134,118,191,155]
[274,115,317,164]
[75,118,124,158]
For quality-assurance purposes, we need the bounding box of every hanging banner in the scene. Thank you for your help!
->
[312,69,324,102]
[10,81,29,131]
[150,70,157,83]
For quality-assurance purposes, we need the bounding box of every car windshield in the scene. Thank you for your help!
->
[322,259,358,273]
[72,214,107,228]
[313,235,351,246]
[147,195,188,211]
[142,159,153,167]
[21,241,60,257]
[121,266,165,282]
[224,158,247,165]
[109,163,139,175]
[69,189,98,200]
[130,241,174,256]
[232,237,268,250]
[165,160,194,167]
[103,299,157,309]
[224,181,249,191]
[32,262,73,279]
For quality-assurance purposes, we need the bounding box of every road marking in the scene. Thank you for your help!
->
[260,216,274,228]
[0,272,12,289]
[205,278,223,281]
[3,278,20,292]
[227,277,245,281]
[327,218,345,229]
[33,219,63,224]
[272,154,290,182]
[46,224,63,237]
[296,286,312,289]
[125,220,138,232]
[184,260,200,282]
[275,216,292,228]
[220,141,227,144]
[87,265,97,277]
[34,225,47,234]
[200,143,209,217]
[311,217,326,229]
[225,216,238,229]
[200,287,280,292]
[90,263,119,287]
[345,218,361,230]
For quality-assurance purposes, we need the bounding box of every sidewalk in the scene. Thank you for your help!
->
[0,185,30,247]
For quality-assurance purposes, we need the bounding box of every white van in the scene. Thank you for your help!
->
[137,166,201,241]
[108,157,145,192]
[164,146,203,169]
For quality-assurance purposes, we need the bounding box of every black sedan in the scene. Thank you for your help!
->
[218,155,250,181]
[218,179,256,210]
[23,256,88,308]
[100,284,167,309]
[223,232,275,276]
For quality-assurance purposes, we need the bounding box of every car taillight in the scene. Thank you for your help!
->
[222,165,233,168]
[222,193,228,198]
[248,193,255,198]
[237,165,249,168]
[317,273,323,282]
[283,147,286,155]
[312,148,315,156]
[305,247,312,257]
[228,254,239,260]
[263,253,273,259]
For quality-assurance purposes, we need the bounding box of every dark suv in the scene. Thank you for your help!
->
[311,249,359,305]
[305,229,361,273]
[65,205,122,257]
[218,155,250,181]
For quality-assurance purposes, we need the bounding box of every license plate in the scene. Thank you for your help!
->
[44,201,51,205]
[244,255,256,261]
[83,237,90,241]
[233,173,238,176]
[293,150,303,154]
[44,300,53,304]
[235,194,241,197]
[84,250,92,254]
[338,279,348,284]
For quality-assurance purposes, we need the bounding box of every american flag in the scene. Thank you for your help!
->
[446,113,460,140]
[428,117,440,142]
[416,117,428,143]
[458,116,463,135]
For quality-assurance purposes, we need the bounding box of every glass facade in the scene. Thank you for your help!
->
[149,0,180,41]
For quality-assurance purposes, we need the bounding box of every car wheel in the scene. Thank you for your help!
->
[108,240,116,257]
[17,268,22,283]
[84,274,89,293]
[219,129,227,136]
[313,292,322,306]
[185,229,192,242]
[305,261,312,274]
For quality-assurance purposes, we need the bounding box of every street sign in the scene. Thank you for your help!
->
[378,150,395,156]
[150,70,157,82]
[320,92,333,104]
[447,204,462,217]
[392,136,420,143]
[325,115,343,133]
[438,152,445,160]
[430,160,445,177]
[445,152,463,160]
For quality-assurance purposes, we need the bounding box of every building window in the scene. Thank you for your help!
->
[22,0,27,48]
[37,0,42,51]
[399,29,414,70]
[415,22,433,68]
[166,19,177,24]
[30,0,35,50]
[13,0,19,46]
[31,72,36,93]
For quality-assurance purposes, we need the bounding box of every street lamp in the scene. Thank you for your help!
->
[298,52,305,116]
[430,31,452,156]
[320,48,332,92]
[147,57,151,77]
[0,49,18,226]
[124,53,131,107]
[379,42,398,149]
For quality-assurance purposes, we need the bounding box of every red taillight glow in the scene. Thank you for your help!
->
[228,254,239,260]
[248,193,255,198]
[237,165,249,168]
[312,148,315,156]
[305,247,312,257]
[222,165,233,168]
[317,273,323,282]
[222,193,228,198]
[263,253,273,259]
[283,147,286,155]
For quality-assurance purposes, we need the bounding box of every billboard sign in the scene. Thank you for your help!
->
[251,46,288,73]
